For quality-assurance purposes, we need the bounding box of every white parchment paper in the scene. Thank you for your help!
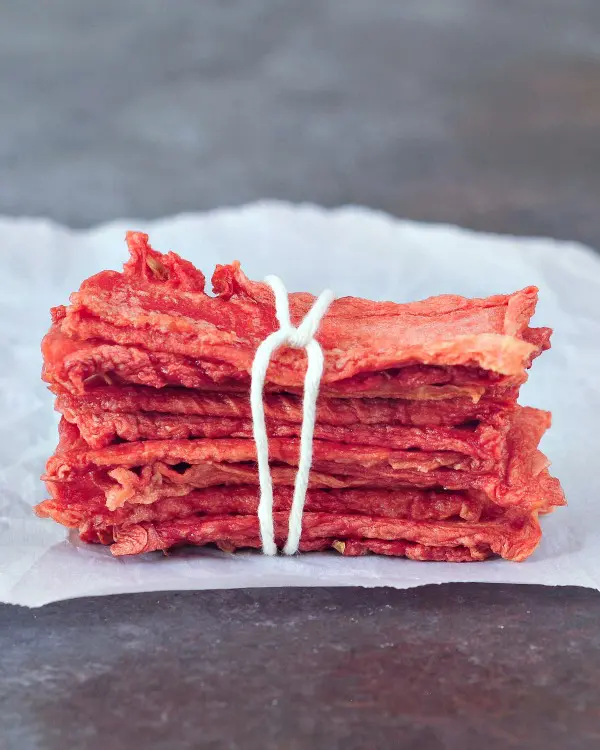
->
[1,201,599,607]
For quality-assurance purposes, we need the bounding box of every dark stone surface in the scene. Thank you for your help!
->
[2,586,600,750]
[2,2,600,748]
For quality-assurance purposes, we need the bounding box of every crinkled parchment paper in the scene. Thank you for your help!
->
[1,202,598,606]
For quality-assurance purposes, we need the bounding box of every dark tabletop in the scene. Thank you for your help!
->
[2,3,600,749]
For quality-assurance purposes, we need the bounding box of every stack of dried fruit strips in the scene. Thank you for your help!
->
[36,233,565,561]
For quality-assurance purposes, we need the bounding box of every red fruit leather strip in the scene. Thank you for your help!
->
[55,386,517,427]
[37,483,491,534]
[338,539,491,561]
[43,329,520,400]
[46,425,492,477]
[78,522,492,562]
[105,510,541,561]
[43,409,564,513]
[60,405,509,456]
[42,232,550,396]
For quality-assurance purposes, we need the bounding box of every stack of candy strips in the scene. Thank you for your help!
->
[36,233,565,561]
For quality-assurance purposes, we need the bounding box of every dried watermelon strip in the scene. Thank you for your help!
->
[37,484,492,535]
[337,539,490,561]
[43,329,522,400]
[78,522,491,562]
[47,459,561,515]
[55,386,517,427]
[104,510,541,561]
[59,405,509,455]
[46,427,492,479]
[43,408,564,514]
[42,232,551,397]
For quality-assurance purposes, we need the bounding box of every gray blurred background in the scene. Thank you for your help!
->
[2,0,600,247]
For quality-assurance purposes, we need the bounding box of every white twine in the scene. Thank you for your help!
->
[250,276,334,555]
